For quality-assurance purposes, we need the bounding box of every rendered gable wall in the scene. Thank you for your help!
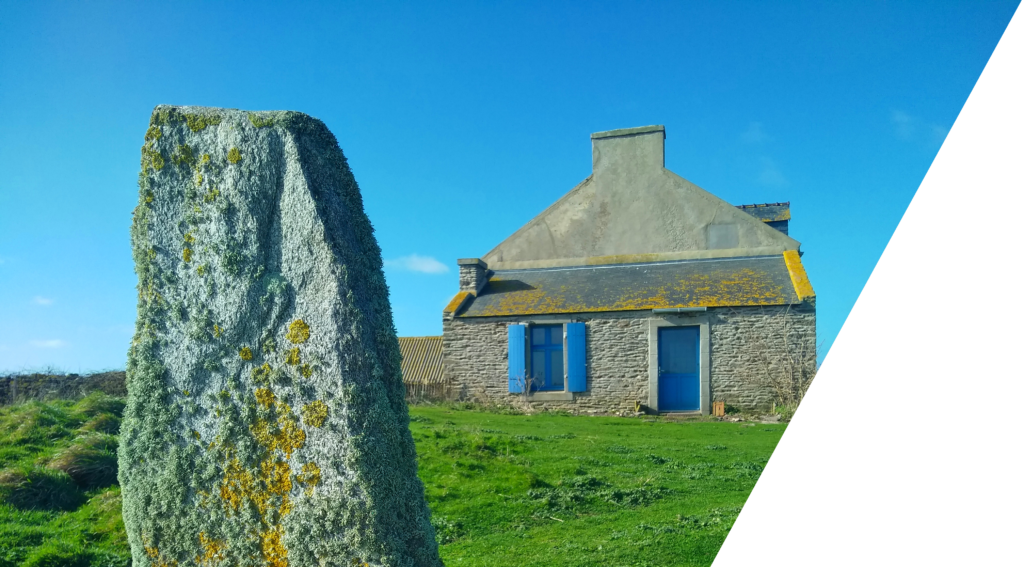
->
[482,126,801,269]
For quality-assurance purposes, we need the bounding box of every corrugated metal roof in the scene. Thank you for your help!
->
[397,336,445,384]
[457,255,805,317]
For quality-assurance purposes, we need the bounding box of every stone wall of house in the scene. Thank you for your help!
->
[708,301,817,410]
[442,301,815,413]
[442,311,648,413]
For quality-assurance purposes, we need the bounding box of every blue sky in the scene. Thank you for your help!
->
[0,1,1018,373]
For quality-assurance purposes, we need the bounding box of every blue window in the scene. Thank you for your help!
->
[509,322,586,394]
[530,325,564,391]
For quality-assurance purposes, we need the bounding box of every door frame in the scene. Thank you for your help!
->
[648,315,710,414]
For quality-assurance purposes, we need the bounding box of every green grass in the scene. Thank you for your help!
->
[0,398,784,567]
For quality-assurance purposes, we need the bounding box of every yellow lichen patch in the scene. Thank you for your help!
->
[196,264,206,276]
[301,401,328,428]
[192,430,201,440]
[197,532,227,566]
[250,409,306,459]
[783,250,815,300]
[227,147,241,164]
[299,364,312,378]
[184,113,221,132]
[443,291,473,314]
[239,347,253,361]
[184,232,196,245]
[261,459,293,502]
[248,113,275,128]
[195,172,204,187]
[274,413,306,458]
[213,324,223,338]
[260,524,288,567]
[183,248,193,263]
[285,348,300,366]
[255,388,276,409]
[218,451,294,566]
[296,462,321,496]
[143,538,179,567]
[285,319,310,344]
[219,456,256,514]
[145,125,162,141]
[252,363,272,383]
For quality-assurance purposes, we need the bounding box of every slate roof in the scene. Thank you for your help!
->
[456,254,811,317]
[736,202,790,222]
[397,336,445,384]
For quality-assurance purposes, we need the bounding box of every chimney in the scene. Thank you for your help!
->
[591,125,665,174]
[457,258,489,294]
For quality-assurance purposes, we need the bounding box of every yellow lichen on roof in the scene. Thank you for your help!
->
[584,253,664,266]
[470,266,790,317]
[783,250,815,300]
[443,291,473,314]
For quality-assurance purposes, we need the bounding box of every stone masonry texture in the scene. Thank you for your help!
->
[458,261,488,294]
[443,303,815,413]
[122,106,441,567]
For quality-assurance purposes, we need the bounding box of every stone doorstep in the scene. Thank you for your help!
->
[656,412,706,421]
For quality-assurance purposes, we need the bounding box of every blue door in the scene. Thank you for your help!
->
[658,327,700,411]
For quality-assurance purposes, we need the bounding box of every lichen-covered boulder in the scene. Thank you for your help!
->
[121,105,442,567]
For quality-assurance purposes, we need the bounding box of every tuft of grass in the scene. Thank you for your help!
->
[0,466,85,511]
[77,414,121,435]
[46,433,118,490]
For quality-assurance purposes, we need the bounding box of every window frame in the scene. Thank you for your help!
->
[521,318,575,401]
[528,324,565,392]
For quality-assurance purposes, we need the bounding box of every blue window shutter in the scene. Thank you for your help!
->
[508,324,526,393]
[567,322,586,392]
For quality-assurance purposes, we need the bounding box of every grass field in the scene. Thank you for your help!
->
[0,395,784,567]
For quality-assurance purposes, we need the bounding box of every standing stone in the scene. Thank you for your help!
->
[121,106,442,567]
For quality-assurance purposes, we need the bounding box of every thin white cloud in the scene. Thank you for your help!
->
[930,124,951,145]
[757,157,788,187]
[892,109,915,139]
[32,296,54,306]
[892,109,949,147]
[383,254,449,274]
[30,339,67,349]
[741,122,773,144]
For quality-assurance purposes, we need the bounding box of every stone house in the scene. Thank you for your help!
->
[441,125,815,414]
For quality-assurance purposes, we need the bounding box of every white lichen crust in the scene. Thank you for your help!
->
[121,105,442,567]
